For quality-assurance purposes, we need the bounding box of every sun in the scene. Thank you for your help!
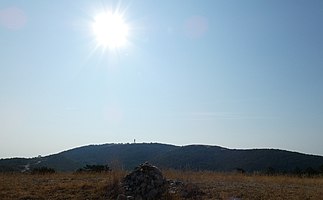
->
[92,11,129,49]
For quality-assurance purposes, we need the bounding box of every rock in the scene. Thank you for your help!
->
[117,194,135,200]
[119,162,205,199]
[167,179,184,194]
[167,179,205,199]
[122,162,167,200]
[117,194,127,200]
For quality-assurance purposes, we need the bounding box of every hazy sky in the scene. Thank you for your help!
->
[1,0,322,158]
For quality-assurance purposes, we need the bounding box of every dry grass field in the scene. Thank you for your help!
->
[0,170,322,200]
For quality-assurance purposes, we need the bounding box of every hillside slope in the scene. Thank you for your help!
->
[1,143,323,173]
[154,145,323,172]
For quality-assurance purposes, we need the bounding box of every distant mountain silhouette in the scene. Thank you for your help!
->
[1,143,323,173]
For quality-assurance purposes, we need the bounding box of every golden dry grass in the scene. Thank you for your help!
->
[164,170,323,200]
[0,170,322,200]
[0,170,125,200]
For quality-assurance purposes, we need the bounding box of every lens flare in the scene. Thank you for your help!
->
[92,11,129,49]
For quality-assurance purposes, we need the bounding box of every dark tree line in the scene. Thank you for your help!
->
[261,165,323,177]
[31,167,56,174]
[76,164,111,173]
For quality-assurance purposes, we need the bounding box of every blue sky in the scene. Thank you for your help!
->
[1,0,322,158]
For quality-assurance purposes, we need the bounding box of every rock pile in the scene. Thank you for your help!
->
[121,162,167,200]
[115,162,205,200]
[167,179,205,199]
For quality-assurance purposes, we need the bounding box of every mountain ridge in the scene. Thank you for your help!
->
[1,143,323,173]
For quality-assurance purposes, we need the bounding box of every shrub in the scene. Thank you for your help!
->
[31,167,55,174]
[76,164,110,173]
[264,167,276,176]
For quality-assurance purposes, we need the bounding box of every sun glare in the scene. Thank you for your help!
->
[92,11,129,49]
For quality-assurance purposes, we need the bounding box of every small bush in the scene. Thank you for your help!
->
[76,164,111,173]
[31,167,55,174]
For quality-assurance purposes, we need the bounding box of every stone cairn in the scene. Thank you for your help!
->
[120,162,167,200]
[116,162,205,200]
